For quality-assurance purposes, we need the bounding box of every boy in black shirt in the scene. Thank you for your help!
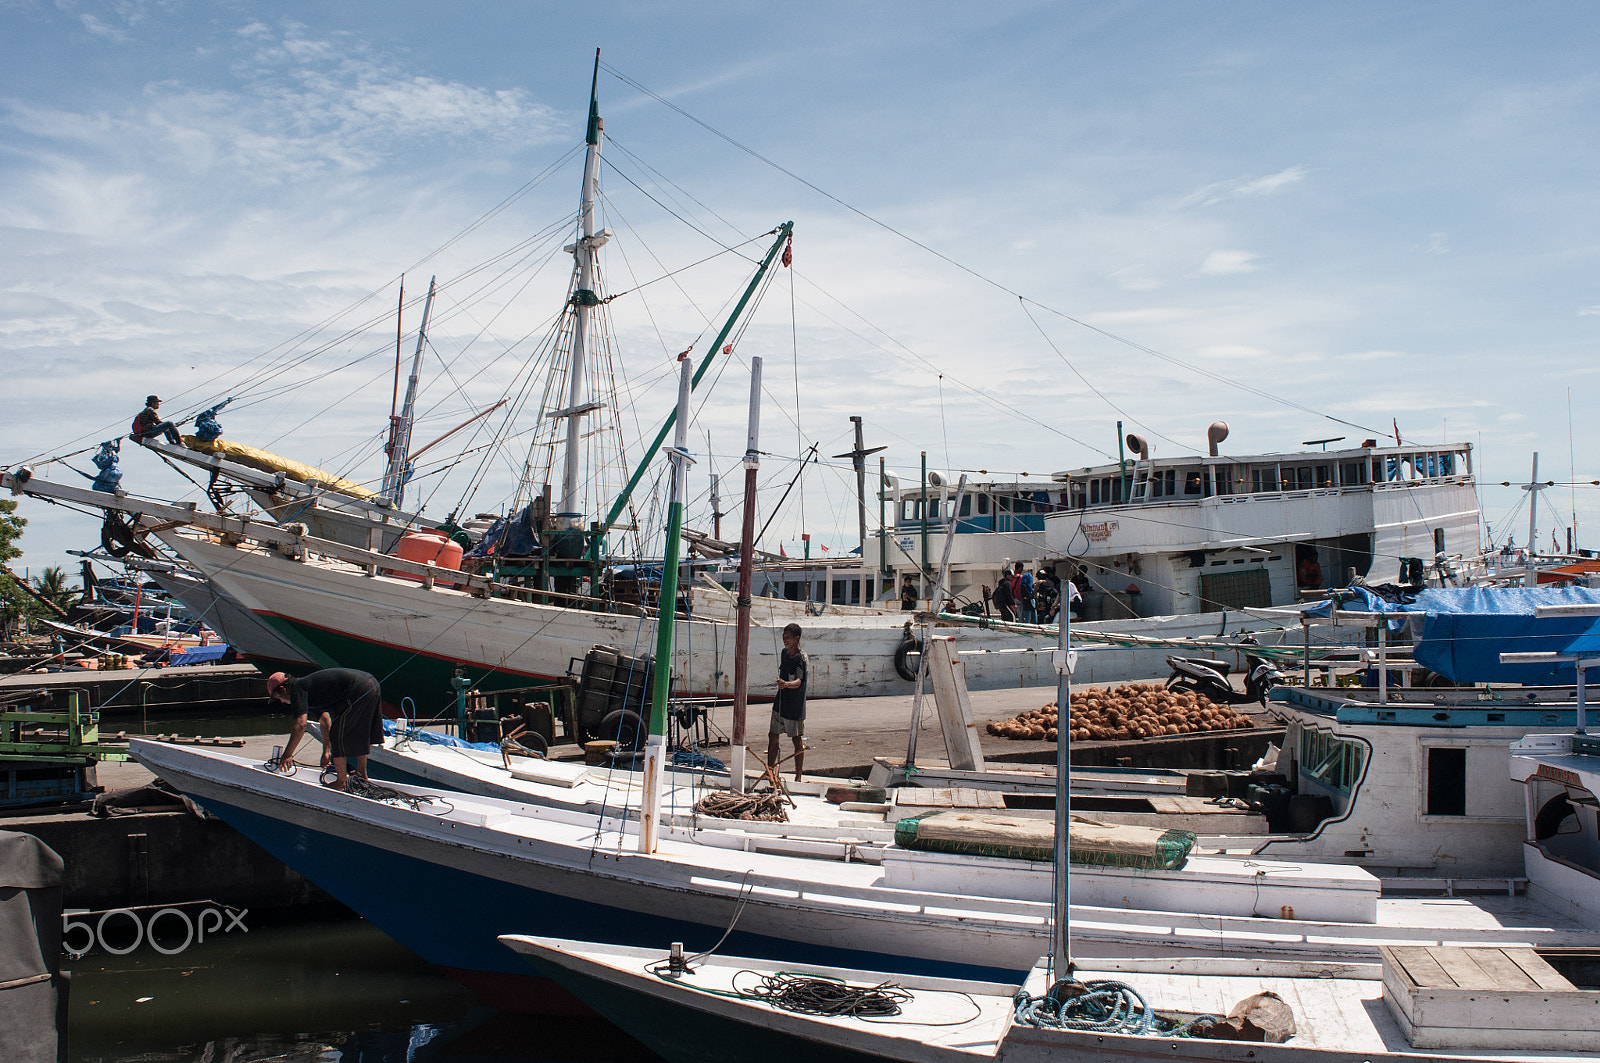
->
[767,623,807,783]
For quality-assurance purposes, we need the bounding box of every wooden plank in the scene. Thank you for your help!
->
[1388,945,1454,989]
[1462,947,1540,991]
[1505,947,1576,991]
[897,788,956,808]
[1428,947,1500,990]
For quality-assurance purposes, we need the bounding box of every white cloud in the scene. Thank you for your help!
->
[1176,166,1308,209]
[1198,249,1259,275]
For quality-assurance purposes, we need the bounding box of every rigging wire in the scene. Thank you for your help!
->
[599,61,1403,450]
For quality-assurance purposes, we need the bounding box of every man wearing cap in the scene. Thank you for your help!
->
[131,396,182,446]
[267,668,385,790]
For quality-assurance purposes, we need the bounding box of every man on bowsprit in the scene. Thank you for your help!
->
[131,395,183,446]
[767,622,808,783]
[267,668,385,790]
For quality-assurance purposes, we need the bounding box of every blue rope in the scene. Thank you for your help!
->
[672,747,725,771]
[1012,978,1220,1037]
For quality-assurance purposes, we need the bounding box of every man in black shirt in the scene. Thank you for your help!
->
[767,623,807,783]
[267,668,385,790]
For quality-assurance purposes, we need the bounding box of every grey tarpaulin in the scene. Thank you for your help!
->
[0,830,67,1063]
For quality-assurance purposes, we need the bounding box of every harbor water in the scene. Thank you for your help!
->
[67,911,663,1063]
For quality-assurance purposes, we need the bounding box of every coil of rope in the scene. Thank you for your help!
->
[739,972,911,1018]
[694,788,790,822]
[1013,978,1217,1037]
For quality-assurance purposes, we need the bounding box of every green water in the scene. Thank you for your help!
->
[66,914,662,1063]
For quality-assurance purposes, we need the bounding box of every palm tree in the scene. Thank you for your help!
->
[32,566,79,612]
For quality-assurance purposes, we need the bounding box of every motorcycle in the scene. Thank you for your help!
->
[1164,637,1284,706]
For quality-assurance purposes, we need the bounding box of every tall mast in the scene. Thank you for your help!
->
[383,275,436,508]
[639,356,694,853]
[833,415,885,560]
[558,49,609,525]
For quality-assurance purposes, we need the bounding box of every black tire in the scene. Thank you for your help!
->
[599,708,644,751]
[511,730,548,756]
[893,637,923,682]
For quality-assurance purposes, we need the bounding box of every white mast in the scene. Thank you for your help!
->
[556,51,611,527]
[382,276,436,509]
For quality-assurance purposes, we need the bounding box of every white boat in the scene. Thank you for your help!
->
[129,737,1600,1015]
[499,936,1600,1063]
[132,559,315,670]
[877,434,1484,621]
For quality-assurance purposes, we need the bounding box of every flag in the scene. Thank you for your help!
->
[820,544,830,552]
[779,542,787,558]
[1393,419,1402,445]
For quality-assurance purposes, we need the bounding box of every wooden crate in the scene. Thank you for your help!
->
[1381,944,1600,1050]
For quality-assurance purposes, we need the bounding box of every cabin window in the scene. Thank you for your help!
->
[1251,465,1279,493]
[1373,458,1387,482]
[1183,469,1204,496]
[1426,747,1467,816]
[900,499,920,523]
[959,495,971,517]
[1298,729,1365,794]
[1340,461,1367,486]
[1440,453,1456,476]
[783,580,802,601]
[1295,466,1313,490]
[978,495,990,515]
[1314,465,1331,488]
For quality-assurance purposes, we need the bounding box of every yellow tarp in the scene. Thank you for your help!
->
[183,437,376,500]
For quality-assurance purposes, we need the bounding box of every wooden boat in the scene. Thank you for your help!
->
[499,936,1600,1063]
[129,737,1600,1014]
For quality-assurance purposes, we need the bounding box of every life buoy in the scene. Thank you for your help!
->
[894,635,923,682]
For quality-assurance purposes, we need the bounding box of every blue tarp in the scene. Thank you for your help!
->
[1305,586,1600,684]
[166,644,232,666]
[380,720,500,753]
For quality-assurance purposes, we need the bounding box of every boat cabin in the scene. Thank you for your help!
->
[869,439,1479,620]
[1510,731,1600,926]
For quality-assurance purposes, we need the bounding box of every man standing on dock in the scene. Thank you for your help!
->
[267,668,384,790]
[767,623,808,783]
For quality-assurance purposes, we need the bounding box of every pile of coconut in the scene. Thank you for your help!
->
[986,684,1257,742]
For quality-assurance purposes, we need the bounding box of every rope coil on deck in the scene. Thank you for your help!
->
[1013,978,1219,1037]
[694,788,790,821]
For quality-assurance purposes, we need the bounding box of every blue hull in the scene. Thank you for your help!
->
[200,795,1022,1013]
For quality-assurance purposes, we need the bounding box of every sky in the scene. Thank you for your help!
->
[3,1,1599,581]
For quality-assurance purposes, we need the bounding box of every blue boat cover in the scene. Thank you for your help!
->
[1305,586,1600,683]
[381,720,501,753]
[166,643,232,666]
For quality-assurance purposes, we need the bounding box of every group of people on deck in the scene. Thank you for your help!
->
[989,562,1082,624]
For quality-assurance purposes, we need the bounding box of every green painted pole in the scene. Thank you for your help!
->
[599,223,793,552]
[639,357,695,852]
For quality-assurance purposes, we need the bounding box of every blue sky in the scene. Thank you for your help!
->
[3,1,1598,578]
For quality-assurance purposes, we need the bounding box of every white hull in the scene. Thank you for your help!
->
[161,531,1306,708]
